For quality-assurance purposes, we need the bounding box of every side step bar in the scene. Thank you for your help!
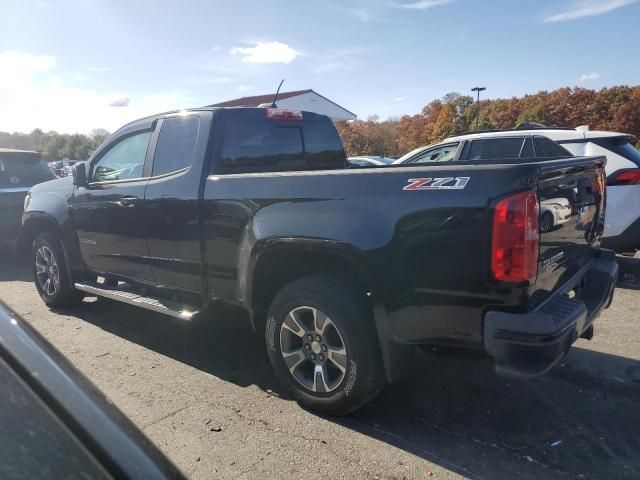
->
[74,281,199,320]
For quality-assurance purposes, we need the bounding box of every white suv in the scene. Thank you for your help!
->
[394,127,640,254]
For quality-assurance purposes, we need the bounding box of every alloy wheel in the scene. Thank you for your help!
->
[35,246,60,297]
[279,306,348,393]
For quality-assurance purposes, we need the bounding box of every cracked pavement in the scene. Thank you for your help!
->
[1,245,639,479]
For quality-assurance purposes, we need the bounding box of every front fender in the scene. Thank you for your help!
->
[18,178,84,275]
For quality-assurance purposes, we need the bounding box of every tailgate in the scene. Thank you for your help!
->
[535,156,607,294]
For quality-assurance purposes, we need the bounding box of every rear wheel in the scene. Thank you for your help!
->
[265,274,384,415]
[32,232,84,307]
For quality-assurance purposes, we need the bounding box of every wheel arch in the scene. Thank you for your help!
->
[19,213,81,287]
[244,238,378,328]
[17,213,62,255]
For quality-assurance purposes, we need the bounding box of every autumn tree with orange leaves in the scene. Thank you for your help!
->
[336,86,640,158]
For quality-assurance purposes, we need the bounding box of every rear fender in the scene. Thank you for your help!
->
[240,237,378,309]
[240,237,411,382]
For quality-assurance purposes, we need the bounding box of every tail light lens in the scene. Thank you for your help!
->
[607,168,640,186]
[491,191,539,283]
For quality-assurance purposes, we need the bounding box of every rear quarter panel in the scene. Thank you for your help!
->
[203,164,541,346]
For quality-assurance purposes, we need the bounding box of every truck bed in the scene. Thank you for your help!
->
[203,155,607,347]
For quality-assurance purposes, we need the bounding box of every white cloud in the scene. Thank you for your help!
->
[0,51,55,81]
[393,96,406,102]
[107,96,130,107]
[394,0,453,9]
[237,85,254,92]
[579,72,600,82]
[230,41,299,64]
[0,50,192,133]
[544,0,637,22]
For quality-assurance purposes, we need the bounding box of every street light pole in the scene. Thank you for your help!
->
[471,87,486,130]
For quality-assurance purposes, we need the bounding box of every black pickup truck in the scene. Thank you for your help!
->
[19,107,617,414]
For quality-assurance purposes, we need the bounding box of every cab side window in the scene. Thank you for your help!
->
[408,143,459,164]
[92,131,151,182]
[152,116,200,176]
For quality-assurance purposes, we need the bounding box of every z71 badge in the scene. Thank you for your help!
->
[403,177,470,191]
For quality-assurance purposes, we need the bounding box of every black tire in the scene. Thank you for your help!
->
[265,274,385,415]
[32,232,84,307]
[540,211,554,233]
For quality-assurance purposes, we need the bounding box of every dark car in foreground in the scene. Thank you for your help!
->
[19,106,617,415]
[0,301,184,480]
[0,148,55,240]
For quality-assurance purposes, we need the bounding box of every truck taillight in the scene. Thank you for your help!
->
[607,168,640,186]
[491,191,539,283]
[265,108,303,121]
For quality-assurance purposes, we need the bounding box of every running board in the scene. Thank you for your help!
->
[74,281,199,320]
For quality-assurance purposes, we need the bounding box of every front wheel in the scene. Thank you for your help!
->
[265,274,385,415]
[540,211,555,233]
[32,232,84,307]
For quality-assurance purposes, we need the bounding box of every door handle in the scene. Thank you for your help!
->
[118,196,138,207]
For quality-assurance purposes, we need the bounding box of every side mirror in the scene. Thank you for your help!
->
[72,161,88,188]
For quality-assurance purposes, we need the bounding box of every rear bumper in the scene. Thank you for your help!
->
[484,250,618,378]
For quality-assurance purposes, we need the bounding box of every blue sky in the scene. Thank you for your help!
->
[1,0,639,133]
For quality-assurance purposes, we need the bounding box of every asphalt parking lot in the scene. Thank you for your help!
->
[1,245,639,480]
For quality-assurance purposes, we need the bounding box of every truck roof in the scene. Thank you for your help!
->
[114,106,321,136]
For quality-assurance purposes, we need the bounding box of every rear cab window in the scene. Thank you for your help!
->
[216,109,346,174]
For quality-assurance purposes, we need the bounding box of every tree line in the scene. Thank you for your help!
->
[0,128,110,162]
[336,85,640,158]
[1,85,639,162]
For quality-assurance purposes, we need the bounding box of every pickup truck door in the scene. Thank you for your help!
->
[143,112,212,292]
[71,126,156,281]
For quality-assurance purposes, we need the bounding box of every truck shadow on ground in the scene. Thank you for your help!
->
[56,294,640,480]
[0,243,32,283]
[4,244,639,480]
